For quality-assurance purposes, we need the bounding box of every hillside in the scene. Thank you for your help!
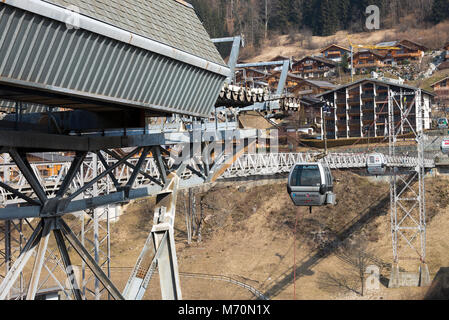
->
[243,20,449,63]
[108,171,449,300]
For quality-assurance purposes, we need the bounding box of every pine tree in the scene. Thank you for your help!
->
[431,0,449,23]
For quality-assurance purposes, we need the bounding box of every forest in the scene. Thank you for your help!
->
[189,0,449,49]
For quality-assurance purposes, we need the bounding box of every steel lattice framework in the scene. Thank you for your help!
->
[0,130,437,299]
[0,152,434,207]
[388,89,431,288]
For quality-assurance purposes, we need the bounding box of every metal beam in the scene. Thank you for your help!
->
[67,147,141,201]
[26,219,53,300]
[8,149,47,204]
[152,146,168,185]
[0,181,40,205]
[54,229,83,300]
[0,220,44,299]
[104,149,163,187]
[58,218,124,300]
[57,151,87,198]
[125,147,151,193]
[96,151,122,191]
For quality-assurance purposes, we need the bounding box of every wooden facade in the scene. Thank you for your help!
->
[353,50,386,72]
[319,44,350,62]
[431,77,449,108]
[266,72,303,92]
[376,39,427,64]
[291,79,337,97]
[444,42,449,61]
[291,56,336,79]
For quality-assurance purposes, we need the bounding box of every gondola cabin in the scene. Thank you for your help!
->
[441,139,449,155]
[287,163,336,207]
[366,153,387,176]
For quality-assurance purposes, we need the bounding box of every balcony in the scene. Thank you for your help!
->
[348,97,360,104]
[336,108,346,115]
[376,95,388,102]
[337,120,347,126]
[349,131,362,137]
[349,119,361,125]
[362,103,375,111]
[362,93,375,99]
[392,52,422,59]
[362,115,375,121]
[376,104,388,114]
[354,61,385,69]
[349,106,361,114]
[337,132,348,138]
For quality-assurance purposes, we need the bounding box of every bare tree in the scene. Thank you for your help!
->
[318,238,379,297]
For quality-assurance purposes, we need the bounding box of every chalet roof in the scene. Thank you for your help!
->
[353,50,385,59]
[376,41,399,47]
[399,39,428,51]
[44,0,225,65]
[269,55,291,62]
[294,79,337,89]
[438,61,449,71]
[300,95,323,107]
[268,71,303,80]
[430,77,449,87]
[316,78,435,98]
[319,44,350,53]
[295,56,337,66]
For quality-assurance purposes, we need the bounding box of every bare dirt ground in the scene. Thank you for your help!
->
[107,171,449,300]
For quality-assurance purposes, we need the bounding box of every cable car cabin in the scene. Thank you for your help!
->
[287,163,336,207]
[366,153,387,176]
[441,139,449,155]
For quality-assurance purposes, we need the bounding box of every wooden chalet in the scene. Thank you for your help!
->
[291,79,337,97]
[431,76,449,108]
[376,39,428,64]
[291,56,337,79]
[353,50,386,72]
[319,44,350,62]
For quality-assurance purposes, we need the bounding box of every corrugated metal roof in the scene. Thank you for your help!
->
[376,41,398,47]
[42,0,225,66]
[0,2,228,118]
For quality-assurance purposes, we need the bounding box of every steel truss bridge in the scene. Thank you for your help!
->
[0,151,435,208]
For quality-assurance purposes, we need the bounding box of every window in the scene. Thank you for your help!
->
[291,165,321,187]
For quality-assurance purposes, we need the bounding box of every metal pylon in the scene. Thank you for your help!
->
[79,152,111,300]
[123,173,182,300]
[388,89,430,288]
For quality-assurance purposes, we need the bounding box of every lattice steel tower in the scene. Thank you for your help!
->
[388,88,430,288]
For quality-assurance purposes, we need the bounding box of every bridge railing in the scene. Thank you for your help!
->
[0,152,435,206]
